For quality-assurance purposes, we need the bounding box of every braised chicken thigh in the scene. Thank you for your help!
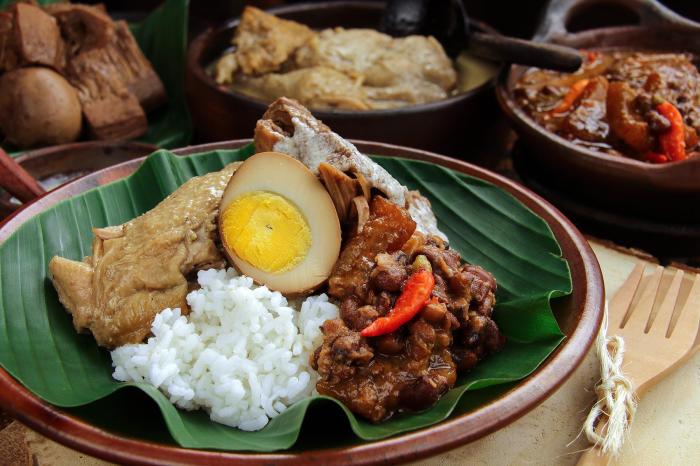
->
[49,163,240,348]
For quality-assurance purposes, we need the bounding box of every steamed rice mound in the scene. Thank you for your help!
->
[111,268,339,431]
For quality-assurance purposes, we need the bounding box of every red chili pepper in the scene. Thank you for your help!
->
[360,269,435,337]
[656,101,686,161]
[584,50,599,63]
[645,152,670,164]
[551,79,590,114]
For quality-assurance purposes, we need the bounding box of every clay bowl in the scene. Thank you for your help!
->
[0,140,604,465]
[185,1,499,158]
[0,141,157,220]
[496,0,700,223]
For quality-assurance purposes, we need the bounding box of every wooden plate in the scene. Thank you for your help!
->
[0,140,604,465]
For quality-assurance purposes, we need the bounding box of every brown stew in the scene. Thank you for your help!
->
[514,51,700,163]
[311,196,504,422]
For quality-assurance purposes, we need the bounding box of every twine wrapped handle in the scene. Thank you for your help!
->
[583,304,638,456]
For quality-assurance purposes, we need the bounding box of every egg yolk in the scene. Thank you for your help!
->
[220,191,311,274]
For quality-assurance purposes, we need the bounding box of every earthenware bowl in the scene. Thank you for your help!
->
[185,1,500,158]
[0,142,157,220]
[0,139,603,465]
[496,0,700,223]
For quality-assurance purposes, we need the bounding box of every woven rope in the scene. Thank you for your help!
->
[583,303,638,456]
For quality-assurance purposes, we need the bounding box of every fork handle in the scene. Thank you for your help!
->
[575,416,610,466]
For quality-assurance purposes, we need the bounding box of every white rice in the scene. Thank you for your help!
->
[110,268,338,431]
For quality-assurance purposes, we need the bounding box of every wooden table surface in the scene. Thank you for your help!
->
[1,239,698,465]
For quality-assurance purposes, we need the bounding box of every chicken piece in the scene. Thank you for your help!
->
[363,80,451,110]
[296,29,456,109]
[298,29,455,90]
[49,163,241,348]
[217,8,456,110]
[295,28,391,80]
[255,97,448,241]
[223,6,314,77]
[214,52,237,85]
[234,66,369,110]
[382,35,457,91]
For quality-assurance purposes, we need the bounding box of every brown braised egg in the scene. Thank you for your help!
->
[0,67,82,148]
[218,151,342,294]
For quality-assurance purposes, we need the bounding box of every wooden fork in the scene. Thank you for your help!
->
[577,263,700,466]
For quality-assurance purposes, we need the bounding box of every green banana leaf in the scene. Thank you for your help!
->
[0,145,572,452]
[0,0,191,155]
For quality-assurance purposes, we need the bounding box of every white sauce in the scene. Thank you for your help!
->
[273,117,406,207]
[407,193,448,242]
[272,116,447,241]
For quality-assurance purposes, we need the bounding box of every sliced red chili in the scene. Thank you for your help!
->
[551,79,590,114]
[585,50,600,63]
[360,269,435,338]
[645,152,670,164]
[656,101,686,161]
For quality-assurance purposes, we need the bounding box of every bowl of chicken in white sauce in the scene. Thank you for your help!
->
[186,1,500,156]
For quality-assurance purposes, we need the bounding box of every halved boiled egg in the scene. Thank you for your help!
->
[218,151,341,294]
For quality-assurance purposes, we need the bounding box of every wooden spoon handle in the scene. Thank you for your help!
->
[469,32,582,71]
[576,446,609,466]
[575,414,610,466]
[0,148,45,203]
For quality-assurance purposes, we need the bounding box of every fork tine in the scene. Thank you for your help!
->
[648,269,684,337]
[623,265,664,334]
[609,262,645,330]
[669,274,700,345]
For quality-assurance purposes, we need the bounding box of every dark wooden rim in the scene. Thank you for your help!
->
[186,1,499,119]
[495,0,700,177]
[0,140,604,466]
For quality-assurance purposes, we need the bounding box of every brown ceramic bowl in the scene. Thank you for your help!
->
[496,0,700,223]
[185,1,499,158]
[0,141,157,220]
[0,140,604,465]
